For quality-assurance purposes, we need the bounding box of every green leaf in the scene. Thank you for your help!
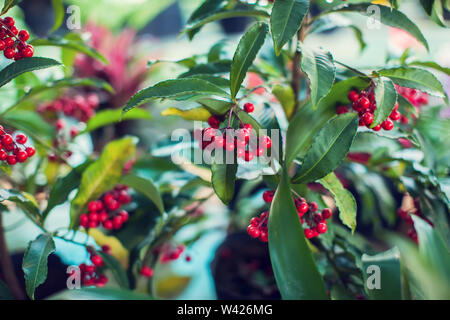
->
[300,44,336,108]
[81,108,152,134]
[2,111,55,141]
[48,287,152,300]
[270,0,310,56]
[31,37,108,64]
[197,97,233,115]
[22,233,56,300]
[230,22,268,99]
[186,0,227,39]
[285,101,337,166]
[1,0,22,15]
[361,247,403,300]
[272,84,295,118]
[316,76,370,110]
[371,77,397,127]
[319,172,357,231]
[98,252,130,289]
[42,161,92,220]
[123,79,229,113]
[0,57,61,88]
[120,174,164,214]
[179,60,231,78]
[161,106,211,121]
[50,0,65,33]
[421,0,447,27]
[335,4,429,51]
[268,170,327,299]
[211,160,237,205]
[378,67,447,101]
[183,9,269,35]
[408,60,450,76]
[0,189,41,225]
[412,215,450,283]
[292,113,358,184]
[208,40,227,63]
[70,138,137,228]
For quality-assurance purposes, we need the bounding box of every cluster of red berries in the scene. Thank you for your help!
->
[395,85,428,108]
[0,126,36,165]
[74,247,109,287]
[38,93,100,123]
[337,88,406,131]
[397,198,433,244]
[79,185,131,230]
[199,103,272,162]
[139,266,154,278]
[0,17,34,60]
[247,190,333,242]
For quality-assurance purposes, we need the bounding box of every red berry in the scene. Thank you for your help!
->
[358,96,370,109]
[207,116,221,129]
[262,190,274,203]
[91,255,104,267]
[3,47,14,59]
[296,202,309,216]
[214,135,225,149]
[15,134,27,144]
[243,102,254,113]
[103,220,113,230]
[1,134,13,145]
[390,110,401,121]
[259,230,268,243]
[0,150,7,161]
[309,202,318,212]
[381,119,394,131]
[3,17,15,27]
[247,226,260,238]
[16,151,27,163]
[336,106,349,115]
[313,213,323,224]
[0,40,5,50]
[348,90,359,102]
[21,45,34,58]
[88,212,99,222]
[372,124,382,131]
[316,222,327,234]
[304,229,314,239]
[18,30,29,41]
[260,136,272,149]
[140,266,154,278]
[244,151,254,162]
[80,214,89,227]
[362,112,374,126]
[6,155,17,165]
[322,208,332,219]
[26,147,36,157]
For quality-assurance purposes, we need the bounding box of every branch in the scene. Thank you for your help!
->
[0,211,26,300]
[290,15,308,118]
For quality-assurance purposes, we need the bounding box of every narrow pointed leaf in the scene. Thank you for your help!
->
[300,45,336,108]
[319,172,357,231]
[120,174,165,214]
[22,234,56,300]
[371,77,397,127]
[230,22,268,99]
[292,113,358,183]
[268,170,327,299]
[211,161,237,205]
[270,0,310,55]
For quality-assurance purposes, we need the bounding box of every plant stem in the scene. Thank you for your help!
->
[334,60,368,77]
[0,211,26,300]
[290,15,308,118]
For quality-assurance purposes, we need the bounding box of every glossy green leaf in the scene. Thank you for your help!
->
[98,252,129,289]
[120,174,164,214]
[184,9,269,35]
[197,97,233,115]
[208,40,227,63]
[50,0,65,33]
[371,77,397,127]
[211,160,237,205]
[179,60,231,78]
[270,0,310,56]
[412,215,450,283]
[292,113,358,184]
[361,247,402,300]
[335,4,429,51]
[186,0,227,39]
[123,79,229,113]
[378,67,447,101]
[0,57,61,88]
[22,233,56,300]
[319,172,357,231]
[31,37,108,64]
[42,161,92,220]
[300,44,336,108]
[268,170,327,299]
[81,108,152,134]
[2,111,54,141]
[0,189,41,225]
[70,137,137,228]
[420,0,447,27]
[1,0,22,15]
[230,22,268,99]
[285,101,337,166]
[272,84,295,118]
[408,61,450,76]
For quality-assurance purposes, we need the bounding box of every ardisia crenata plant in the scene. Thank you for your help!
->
[0,0,449,301]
